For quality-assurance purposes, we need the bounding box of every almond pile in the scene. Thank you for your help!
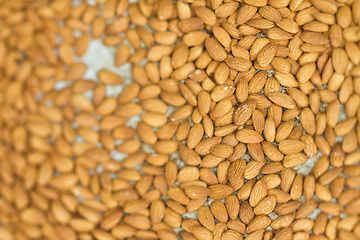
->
[0,0,360,240]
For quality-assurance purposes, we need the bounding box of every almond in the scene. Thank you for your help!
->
[225,57,252,72]
[236,129,264,143]
[208,184,233,199]
[268,92,296,109]
[246,215,271,233]
[249,180,267,207]
[205,37,227,61]
[194,6,217,26]
[184,186,211,199]
[253,196,276,215]
[210,200,228,222]
[278,140,306,155]
[237,4,257,25]
[257,43,277,67]
[178,145,201,166]
[233,99,256,125]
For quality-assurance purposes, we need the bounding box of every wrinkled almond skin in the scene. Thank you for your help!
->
[236,129,264,143]
[208,184,234,200]
[233,99,256,125]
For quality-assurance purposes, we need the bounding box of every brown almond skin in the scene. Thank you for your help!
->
[236,129,264,143]
[210,144,234,158]
[268,92,296,109]
[208,184,233,199]
[239,201,254,225]
[279,140,305,155]
[237,178,256,201]
[184,186,211,199]
[262,141,284,162]
[190,225,213,240]
[271,213,295,231]
[233,99,257,125]
[274,201,301,216]
[225,57,252,72]
[273,228,293,240]
[210,200,228,223]
[295,199,317,219]
[205,37,227,61]
[197,206,215,231]
[228,160,246,188]
[178,145,201,166]
[253,196,276,215]
[249,180,267,207]
[246,215,271,233]
[168,187,190,205]
[194,137,222,155]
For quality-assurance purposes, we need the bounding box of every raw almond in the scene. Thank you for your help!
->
[236,129,264,143]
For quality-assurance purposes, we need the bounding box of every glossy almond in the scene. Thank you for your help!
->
[233,99,256,125]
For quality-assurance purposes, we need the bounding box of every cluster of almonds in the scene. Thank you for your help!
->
[1,0,360,240]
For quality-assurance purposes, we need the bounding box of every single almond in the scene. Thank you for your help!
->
[205,37,227,62]
[253,196,276,215]
[268,92,296,109]
[208,184,233,200]
[225,57,252,72]
[233,99,256,125]
[236,129,264,143]
[246,215,271,233]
